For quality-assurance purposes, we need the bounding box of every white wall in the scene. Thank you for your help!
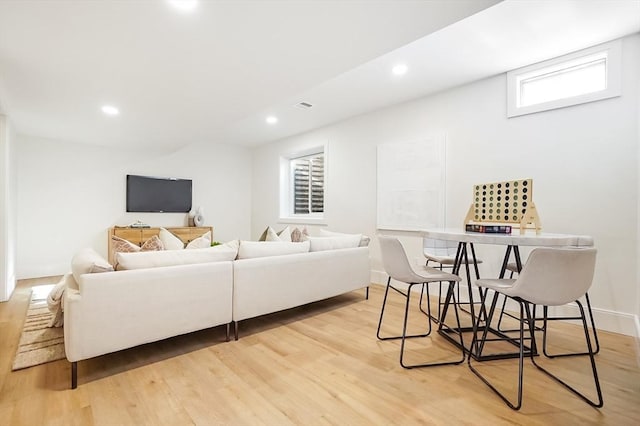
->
[252,34,640,335]
[0,115,17,301]
[16,137,252,279]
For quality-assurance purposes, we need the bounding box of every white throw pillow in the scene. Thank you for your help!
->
[237,240,310,259]
[265,226,280,241]
[71,248,114,281]
[116,245,236,270]
[265,226,292,242]
[159,228,184,250]
[186,231,212,249]
[307,235,361,252]
[319,229,370,247]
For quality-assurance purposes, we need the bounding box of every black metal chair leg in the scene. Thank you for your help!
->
[530,301,604,408]
[542,293,600,357]
[400,281,465,369]
[71,361,78,389]
[378,279,432,341]
[233,321,239,341]
[468,296,526,410]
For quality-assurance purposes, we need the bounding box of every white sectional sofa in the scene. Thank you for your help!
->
[64,248,234,389]
[232,246,370,339]
[63,237,370,388]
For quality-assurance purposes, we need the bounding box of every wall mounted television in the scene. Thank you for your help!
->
[126,174,192,213]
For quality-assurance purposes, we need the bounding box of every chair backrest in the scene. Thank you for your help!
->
[511,247,597,306]
[378,235,423,284]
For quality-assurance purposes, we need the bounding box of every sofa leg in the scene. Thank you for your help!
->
[234,321,239,341]
[71,362,77,389]
[225,323,230,342]
[366,286,370,300]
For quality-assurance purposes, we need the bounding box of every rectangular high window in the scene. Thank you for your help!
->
[279,145,326,223]
[507,40,621,117]
[291,152,324,214]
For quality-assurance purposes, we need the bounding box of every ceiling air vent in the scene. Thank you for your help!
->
[294,102,313,109]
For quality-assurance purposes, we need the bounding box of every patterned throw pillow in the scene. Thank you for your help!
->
[291,227,309,242]
[111,235,141,253]
[141,235,164,251]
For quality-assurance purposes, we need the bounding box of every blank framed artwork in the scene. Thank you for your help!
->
[376,135,446,231]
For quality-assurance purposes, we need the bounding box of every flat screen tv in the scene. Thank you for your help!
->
[126,174,192,213]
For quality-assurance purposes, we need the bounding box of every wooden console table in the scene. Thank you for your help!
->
[108,226,213,264]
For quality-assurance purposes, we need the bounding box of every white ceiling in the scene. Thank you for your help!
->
[0,0,639,151]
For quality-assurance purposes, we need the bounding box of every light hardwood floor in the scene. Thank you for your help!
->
[1,277,639,425]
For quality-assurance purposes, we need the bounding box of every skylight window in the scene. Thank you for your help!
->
[507,40,621,117]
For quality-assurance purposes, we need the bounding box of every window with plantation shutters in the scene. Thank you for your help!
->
[279,145,326,223]
[291,153,324,214]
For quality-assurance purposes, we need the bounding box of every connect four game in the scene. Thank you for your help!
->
[463,178,542,234]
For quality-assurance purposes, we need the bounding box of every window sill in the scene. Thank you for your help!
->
[278,217,328,226]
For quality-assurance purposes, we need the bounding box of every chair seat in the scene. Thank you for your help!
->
[418,265,462,281]
[393,265,461,285]
[424,252,483,265]
[476,278,517,294]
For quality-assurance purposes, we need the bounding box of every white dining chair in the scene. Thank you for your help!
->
[496,262,601,358]
[468,247,603,410]
[377,235,465,368]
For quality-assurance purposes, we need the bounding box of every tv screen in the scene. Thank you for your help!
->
[126,175,192,213]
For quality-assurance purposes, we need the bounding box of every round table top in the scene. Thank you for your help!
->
[420,228,594,247]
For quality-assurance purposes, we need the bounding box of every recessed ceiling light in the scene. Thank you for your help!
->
[168,0,198,13]
[266,116,278,125]
[101,105,119,116]
[392,64,408,76]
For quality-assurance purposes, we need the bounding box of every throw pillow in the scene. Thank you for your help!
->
[265,226,292,242]
[265,226,280,241]
[111,235,141,253]
[291,227,310,242]
[278,226,292,242]
[237,240,310,259]
[71,248,114,282]
[186,231,212,249]
[258,226,270,241]
[159,227,184,250]
[141,235,164,251]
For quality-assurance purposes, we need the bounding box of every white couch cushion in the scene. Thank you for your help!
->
[116,245,236,270]
[71,248,114,281]
[319,229,370,247]
[307,235,362,252]
[237,240,310,259]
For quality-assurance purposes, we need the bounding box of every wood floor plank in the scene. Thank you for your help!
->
[0,278,639,425]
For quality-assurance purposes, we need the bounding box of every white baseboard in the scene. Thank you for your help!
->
[370,269,387,286]
[17,263,68,281]
[369,269,638,337]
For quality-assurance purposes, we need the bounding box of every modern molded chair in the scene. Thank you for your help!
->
[497,262,601,357]
[377,235,465,368]
[468,247,603,410]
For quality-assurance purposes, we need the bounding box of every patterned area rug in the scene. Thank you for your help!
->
[12,284,65,371]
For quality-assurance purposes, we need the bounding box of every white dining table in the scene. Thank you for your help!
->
[421,228,594,248]
[419,227,595,361]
